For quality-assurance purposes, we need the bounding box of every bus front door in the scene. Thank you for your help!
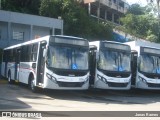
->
[131,51,138,86]
[37,41,46,86]
[89,48,97,86]
[15,48,21,81]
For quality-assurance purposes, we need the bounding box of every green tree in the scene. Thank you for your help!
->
[1,0,40,14]
[120,14,137,36]
[147,0,160,14]
[147,0,160,42]
[127,4,145,15]
[39,0,62,18]
[40,0,113,40]
[120,4,159,42]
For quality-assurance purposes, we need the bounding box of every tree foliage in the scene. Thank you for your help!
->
[120,3,159,42]
[127,4,145,15]
[39,0,62,18]
[1,0,113,40]
[147,0,160,42]
[1,0,40,14]
[39,0,113,40]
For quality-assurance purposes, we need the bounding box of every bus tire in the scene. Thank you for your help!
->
[8,72,14,84]
[29,77,38,93]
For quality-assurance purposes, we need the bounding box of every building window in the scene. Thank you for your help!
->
[13,31,24,41]
[55,29,61,35]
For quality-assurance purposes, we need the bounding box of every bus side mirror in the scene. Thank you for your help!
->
[43,49,47,57]
[96,52,99,60]
[138,56,141,71]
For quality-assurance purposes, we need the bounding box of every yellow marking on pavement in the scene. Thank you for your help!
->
[15,80,19,83]
[0,79,7,84]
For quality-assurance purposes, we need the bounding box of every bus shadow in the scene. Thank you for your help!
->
[42,88,160,105]
[0,82,33,110]
[2,80,160,110]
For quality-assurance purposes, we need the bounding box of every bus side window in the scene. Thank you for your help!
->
[31,43,38,62]
[13,48,17,62]
[8,49,15,62]
[3,50,8,62]
[21,46,25,62]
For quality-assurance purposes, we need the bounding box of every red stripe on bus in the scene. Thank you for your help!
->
[19,67,36,73]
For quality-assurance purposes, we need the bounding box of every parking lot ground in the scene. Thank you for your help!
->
[0,79,160,119]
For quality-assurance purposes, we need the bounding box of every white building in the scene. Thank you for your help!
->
[0,10,63,48]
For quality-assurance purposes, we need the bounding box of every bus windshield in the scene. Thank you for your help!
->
[98,50,131,72]
[140,54,160,74]
[47,46,88,70]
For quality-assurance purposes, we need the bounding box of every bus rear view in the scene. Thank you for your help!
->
[89,41,131,90]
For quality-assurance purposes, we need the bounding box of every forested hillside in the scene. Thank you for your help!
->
[1,0,160,42]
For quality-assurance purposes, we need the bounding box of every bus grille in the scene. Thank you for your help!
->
[107,82,128,87]
[57,81,84,87]
[148,83,160,88]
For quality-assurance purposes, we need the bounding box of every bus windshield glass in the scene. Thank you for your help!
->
[48,46,88,70]
[98,50,131,72]
[140,54,160,74]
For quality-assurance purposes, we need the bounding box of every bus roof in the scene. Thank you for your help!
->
[89,40,130,50]
[4,35,86,50]
[125,40,160,56]
[4,35,50,50]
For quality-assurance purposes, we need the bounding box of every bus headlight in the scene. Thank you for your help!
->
[97,74,107,84]
[84,77,89,84]
[102,77,107,84]
[97,74,102,80]
[46,73,52,79]
[46,73,57,84]
[138,76,146,83]
[51,76,57,83]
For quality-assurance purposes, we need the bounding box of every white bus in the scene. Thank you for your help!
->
[89,41,131,90]
[1,35,90,92]
[126,40,160,89]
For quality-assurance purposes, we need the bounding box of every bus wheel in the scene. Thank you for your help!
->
[29,78,38,93]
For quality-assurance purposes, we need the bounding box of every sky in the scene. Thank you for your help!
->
[126,0,148,6]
